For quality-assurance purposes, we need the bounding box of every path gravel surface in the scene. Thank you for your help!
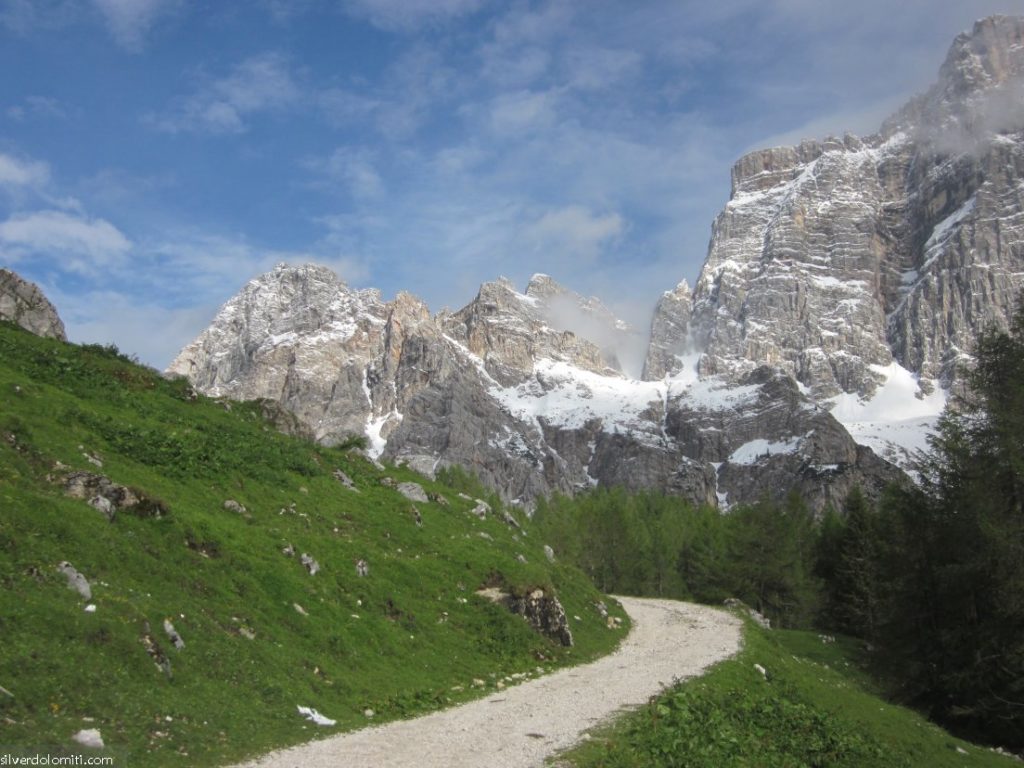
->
[236,597,742,768]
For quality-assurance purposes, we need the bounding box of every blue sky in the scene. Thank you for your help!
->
[1,0,1020,367]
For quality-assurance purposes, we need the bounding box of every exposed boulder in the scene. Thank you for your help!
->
[57,562,91,600]
[332,469,358,492]
[62,471,168,520]
[0,269,66,340]
[71,729,104,749]
[163,619,185,650]
[476,585,574,647]
[396,482,429,503]
[300,553,320,575]
[724,598,772,629]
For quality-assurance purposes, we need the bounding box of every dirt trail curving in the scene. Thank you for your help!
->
[237,598,742,768]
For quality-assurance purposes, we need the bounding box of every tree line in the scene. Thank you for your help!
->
[534,304,1024,750]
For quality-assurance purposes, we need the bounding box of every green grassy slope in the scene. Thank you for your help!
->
[0,322,628,766]
[559,617,1017,767]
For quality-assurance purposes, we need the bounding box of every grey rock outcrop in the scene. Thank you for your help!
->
[396,482,429,503]
[62,471,168,520]
[0,269,66,340]
[58,562,91,600]
[642,280,692,381]
[477,586,574,647]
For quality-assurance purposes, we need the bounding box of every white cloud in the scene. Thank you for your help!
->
[6,95,67,122]
[319,148,385,200]
[342,0,486,31]
[487,89,559,135]
[92,0,178,51]
[151,53,300,134]
[562,45,642,91]
[0,153,50,187]
[53,288,220,369]
[0,0,78,34]
[0,210,131,271]
[318,88,382,126]
[527,206,624,261]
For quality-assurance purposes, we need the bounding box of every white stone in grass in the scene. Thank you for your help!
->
[754,663,767,677]
[163,619,185,650]
[297,706,336,727]
[84,604,97,613]
[300,553,320,575]
[72,729,104,748]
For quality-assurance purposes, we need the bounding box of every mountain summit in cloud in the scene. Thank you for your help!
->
[170,16,1024,511]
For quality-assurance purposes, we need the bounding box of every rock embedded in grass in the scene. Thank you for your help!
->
[57,562,91,600]
[396,482,429,502]
[72,728,104,749]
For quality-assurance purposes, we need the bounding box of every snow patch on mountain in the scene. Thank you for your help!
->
[491,359,663,437]
[728,437,803,466]
[829,362,947,468]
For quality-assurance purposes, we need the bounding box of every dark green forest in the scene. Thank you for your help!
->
[535,305,1024,750]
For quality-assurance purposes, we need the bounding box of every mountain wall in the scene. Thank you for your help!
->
[649,14,1024,465]
[170,17,1024,512]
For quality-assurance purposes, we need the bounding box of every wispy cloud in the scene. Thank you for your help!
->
[150,53,300,134]
[485,89,559,135]
[92,0,179,51]
[0,153,51,188]
[6,95,67,122]
[341,0,487,32]
[0,0,78,34]
[526,205,624,262]
[311,147,385,200]
[0,210,132,272]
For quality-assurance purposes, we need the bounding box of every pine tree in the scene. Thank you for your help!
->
[878,301,1024,748]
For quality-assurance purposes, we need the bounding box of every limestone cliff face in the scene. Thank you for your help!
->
[660,16,1024,403]
[0,269,66,341]
[642,280,692,381]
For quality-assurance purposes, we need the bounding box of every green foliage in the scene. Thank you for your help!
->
[562,621,1015,768]
[533,489,821,628]
[0,323,629,767]
[813,301,1024,749]
[817,487,885,640]
[724,492,819,628]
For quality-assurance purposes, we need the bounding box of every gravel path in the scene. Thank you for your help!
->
[237,598,742,768]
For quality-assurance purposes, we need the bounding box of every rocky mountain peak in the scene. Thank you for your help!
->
[0,268,67,341]
[524,272,562,300]
[885,15,1024,141]
[442,275,619,386]
[941,16,1024,95]
[646,14,1024,468]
